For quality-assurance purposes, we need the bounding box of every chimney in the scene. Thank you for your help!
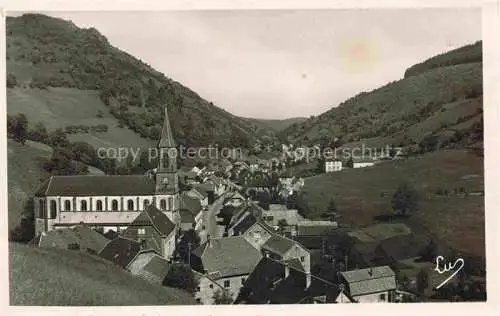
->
[284,262,290,278]
[305,272,311,289]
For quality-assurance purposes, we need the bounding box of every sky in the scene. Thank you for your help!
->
[26,9,481,119]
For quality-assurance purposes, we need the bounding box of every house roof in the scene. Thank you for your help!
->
[237,257,341,304]
[35,175,156,197]
[375,234,426,262]
[31,225,109,253]
[125,204,176,237]
[340,266,396,297]
[190,186,209,199]
[158,107,176,148]
[297,223,336,237]
[231,212,257,236]
[262,235,297,256]
[193,236,262,279]
[180,209,195,224]
[135,253,172,284]
[98,237,142,269]
[180,194,202,215]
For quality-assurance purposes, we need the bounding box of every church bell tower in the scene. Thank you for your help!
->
[155,107,180,213]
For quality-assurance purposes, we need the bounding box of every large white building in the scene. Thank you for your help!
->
[325,160,342,173]
[34,107,180,235]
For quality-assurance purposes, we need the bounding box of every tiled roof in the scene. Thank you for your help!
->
[190,187,209,198]
[180,194,202,215]
[35,175,156,196]
[194,236,262,278]
[180,209,195,223]
[375,234,426,262]
[32,225,109,253]
[98,237,142,269]
[237,257,341,304]
[262,235,296,256]
[126,204,176,237]
[137,254,172,284]
[340,266,396,297]
[297,223,337,236]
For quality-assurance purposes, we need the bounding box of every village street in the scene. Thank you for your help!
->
[199,192,227,244]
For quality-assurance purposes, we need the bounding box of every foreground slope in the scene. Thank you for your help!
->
[9,243,197,305]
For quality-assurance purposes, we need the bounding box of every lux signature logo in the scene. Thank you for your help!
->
[434,255,465,290]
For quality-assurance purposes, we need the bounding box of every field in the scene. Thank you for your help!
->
[9,242,197,305]
[298,149,484,257]
[7,86,154,150]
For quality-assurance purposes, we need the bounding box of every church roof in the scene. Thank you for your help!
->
[158,106,176,148]
[35,175,156,197]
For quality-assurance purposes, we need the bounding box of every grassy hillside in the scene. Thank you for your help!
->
[7,87,153,150]
[7,13,271,148]
[297,149,484,257]
[7,139,51,230]
[281,42,483,152]
[244,117,308,133]
[9,242,197,305]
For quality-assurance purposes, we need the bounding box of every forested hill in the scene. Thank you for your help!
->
[280,41,483,153]
[6,13,270,148]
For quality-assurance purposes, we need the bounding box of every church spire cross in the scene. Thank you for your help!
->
[158,106,176,148]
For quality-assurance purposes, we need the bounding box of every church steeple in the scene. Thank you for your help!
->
[155,106,179,195]
[158,107,176,148]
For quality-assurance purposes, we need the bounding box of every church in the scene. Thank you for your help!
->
[34,107,180,235]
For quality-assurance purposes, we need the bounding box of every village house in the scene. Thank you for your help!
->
[227,202,263,237]
[235,257,354,304]
[186,186,209,208]
[242,221,311,274]
[179,193,203,232]
[29,225,109,254]
[203,175,227,197]
[33,107,180,234]
[126,249,172,285]
[223,191,246,207]
[293,220,340,250]
[339,266,397,303]
[192,236,263,302]
[193,270,226,305]
[98,236,143,269]
[262,204,301,227]
[325,159,342,173]
[120,204,177,260]
[352,158,377,169]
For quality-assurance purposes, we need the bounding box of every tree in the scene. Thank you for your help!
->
[176,229,201,264]
[346,157,354,168]
[7,73,18,88]
[29,122,49,143]
[8,113,28,144]
[277,219,288,234]
[9,197,35,243]
[321,198,338,221]
[419,238,438,262]
[212,289,233,304]
[48,128,70,148]
[416,268,429,296]
[162,263,199,294]
[391,183,419,216]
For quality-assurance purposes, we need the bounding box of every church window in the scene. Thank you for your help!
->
[127,199,134,211]
[64,200,71,211]
[80,200,88,211]
[168,197,173,210]
[224,280,230,288]
[112,200,119,211]
[39,200,45,218]
[50,200,57,219]
[143,199,150,209]
[96,200,103,211]
[163,157,169,169]
[160,199,167,210]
